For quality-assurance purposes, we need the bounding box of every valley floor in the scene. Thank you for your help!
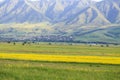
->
[0,42,120,80]
[0,60,120,80]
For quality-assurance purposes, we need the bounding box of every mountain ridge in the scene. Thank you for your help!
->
[0,0,120,43]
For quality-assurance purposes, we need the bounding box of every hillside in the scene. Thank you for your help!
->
[0,0,120,43]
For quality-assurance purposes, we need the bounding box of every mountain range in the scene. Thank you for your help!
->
[0,0,120,43]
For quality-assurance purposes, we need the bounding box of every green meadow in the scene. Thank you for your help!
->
[0,42,120,80]
[0,42,120,56]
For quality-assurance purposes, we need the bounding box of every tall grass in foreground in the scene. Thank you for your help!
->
[0,60,120,80]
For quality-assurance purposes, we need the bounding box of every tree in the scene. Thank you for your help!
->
[22,42,27,46]
[101,45,104,47]
[48,42,52,45]
[13,42,16,45]
[69,43,72,46]
[106,44,109,47]
[7,41,11,44]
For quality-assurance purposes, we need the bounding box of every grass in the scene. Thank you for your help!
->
[0,42,120,56]
[0,60,120,80]
[0,42,120,80]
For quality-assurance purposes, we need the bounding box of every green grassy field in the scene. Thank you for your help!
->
[0,60,120,80]
[0,42,120,56]
[0,42,120,80]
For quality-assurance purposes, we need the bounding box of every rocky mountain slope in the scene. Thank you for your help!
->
[0,0,120,43]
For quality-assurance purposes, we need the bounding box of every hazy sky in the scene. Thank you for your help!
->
[30,0,103,1]
[0,0,103,2]
[0,0,3,2]
[92,0,103,2]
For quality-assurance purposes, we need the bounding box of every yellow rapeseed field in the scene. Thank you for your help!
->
[0,53,120,64]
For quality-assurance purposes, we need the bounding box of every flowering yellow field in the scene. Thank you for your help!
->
[0,53,120,64]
